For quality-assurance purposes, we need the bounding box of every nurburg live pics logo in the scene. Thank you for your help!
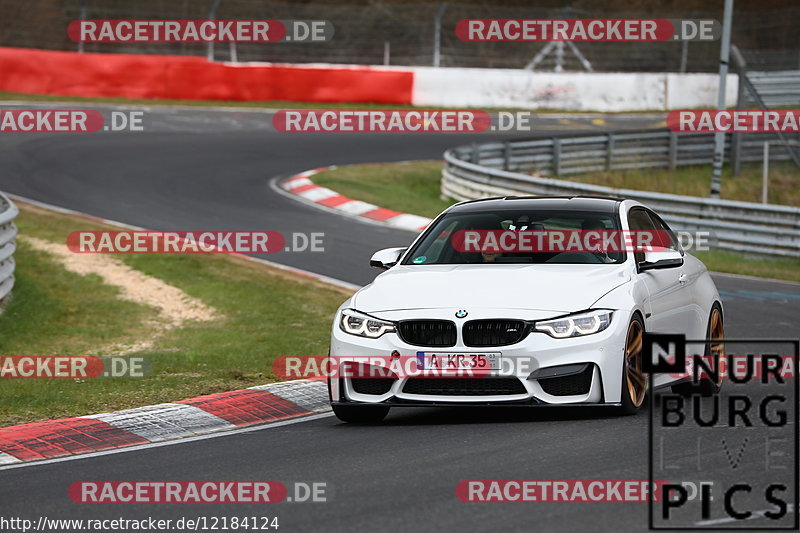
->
[644,333,799,530]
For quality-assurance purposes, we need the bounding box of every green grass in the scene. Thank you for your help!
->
[311,161,800,283]
[313,161,454,219]
[692,250,800,284]
[0,203,352,426]
[566,162,800,207]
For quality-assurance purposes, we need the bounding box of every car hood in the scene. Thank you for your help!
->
[352,263,631,314]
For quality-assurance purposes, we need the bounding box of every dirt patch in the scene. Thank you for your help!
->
[21,236,217,354]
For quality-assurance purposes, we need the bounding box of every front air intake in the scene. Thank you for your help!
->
[397,320,457,347]
[462,319,528,347]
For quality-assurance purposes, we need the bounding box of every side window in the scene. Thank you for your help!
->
[627,208,657,263]
[645,212,682,254]
[627,208,656,231]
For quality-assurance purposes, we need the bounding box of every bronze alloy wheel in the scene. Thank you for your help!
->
[672,304,725,396]
[625,319,647,407]
[708,307,725,388]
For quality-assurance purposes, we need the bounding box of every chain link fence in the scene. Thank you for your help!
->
[0,0,798,71]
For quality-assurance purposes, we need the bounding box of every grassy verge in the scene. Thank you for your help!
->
[0,203,352,426]
[311,161,800,282]
[690,250,800,284]
[313,161,453,219]
[567,162,800,207]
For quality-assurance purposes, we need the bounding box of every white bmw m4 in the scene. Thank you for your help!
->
[329,196,724,423]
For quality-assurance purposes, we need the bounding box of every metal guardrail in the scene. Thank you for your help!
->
[452,129,800,177]
[747,70,800,108]
[442,131,800,258]
[0,193,18,302]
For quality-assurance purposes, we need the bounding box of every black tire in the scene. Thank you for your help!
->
[619,314,647,416]
[332,404,390,423]
[672,303,724,396]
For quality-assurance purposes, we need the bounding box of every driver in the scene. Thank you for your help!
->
[581,218,614,263]
[481,250,503,263]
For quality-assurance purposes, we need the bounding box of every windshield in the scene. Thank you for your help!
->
[402,208,625,265]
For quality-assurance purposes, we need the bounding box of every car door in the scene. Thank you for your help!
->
[628,207,693,335]
[647,210,708,339]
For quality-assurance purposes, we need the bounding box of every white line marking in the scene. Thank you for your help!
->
[0,412,334,471]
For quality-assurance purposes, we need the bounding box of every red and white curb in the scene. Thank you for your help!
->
[281,167,433,232]
[0,379,328,466]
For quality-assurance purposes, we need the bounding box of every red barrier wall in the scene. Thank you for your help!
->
[0,47,414,104]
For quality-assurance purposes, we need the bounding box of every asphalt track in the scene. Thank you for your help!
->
[1,105,799,532]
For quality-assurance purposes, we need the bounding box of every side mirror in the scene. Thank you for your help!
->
[638,249,683,272]
[369,247,407,270]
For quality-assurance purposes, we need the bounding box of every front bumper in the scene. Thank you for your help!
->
[329,308,630,405]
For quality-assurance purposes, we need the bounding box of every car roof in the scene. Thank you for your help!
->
[447,196,622,215]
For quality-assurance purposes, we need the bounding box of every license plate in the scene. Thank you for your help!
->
[416,352,502,371]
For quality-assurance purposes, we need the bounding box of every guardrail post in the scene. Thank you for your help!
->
[433,3,448,67]
[552,138,562,176]
[668,132,678,171]
[470,143,479,164]
[731,65,746,176]
[77,0,88,53]
[503,142,511,170]
[605,134,614,171]
[206,0,223,61]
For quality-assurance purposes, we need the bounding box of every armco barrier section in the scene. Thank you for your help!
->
[450,130,800,176]
[443,132,800,257]
[0,47,414,104]
[0,193,18,302]
[1,46,797,111]
[0,47,794,112]
[745,70,800,108]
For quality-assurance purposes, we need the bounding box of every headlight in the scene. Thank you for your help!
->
[339,309,396,339]
[534,310,613,338]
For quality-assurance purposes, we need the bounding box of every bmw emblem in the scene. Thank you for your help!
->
[455,310,468,319]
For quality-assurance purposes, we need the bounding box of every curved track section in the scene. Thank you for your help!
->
[0,105,798,532]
